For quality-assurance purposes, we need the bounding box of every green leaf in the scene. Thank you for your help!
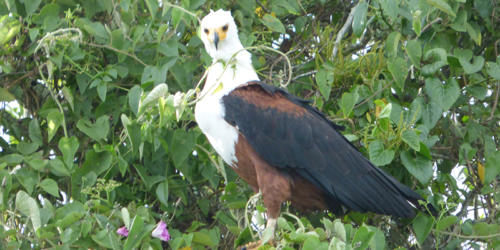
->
[170,130,196,169]
[379,103,392,119]
[385,31,401,58]
[76,115,110,141]
[484,151,500,185]
[49,158,70,176]
[47,110,63,143]
[406,40,422,67]
[424,78,460,111]
[421,48,447,76]
[15,190,41,230]
[450,10,467,32]
[400,151,433,184]
[352,225,375,250]
[17,141,39,155]
[97,81,107,102]
[379,0,399,21]
[333,219,346,242]
[340,91,359,117]
[0,15,21,45]
[352,1,369,37]
[76,18,109,41]
[156,180,169,206]
[121,114,142,156]
[421,100,442,130]
[466,22,481,46]
[402,130,420,151]
[128,85,142,116]
[0,87,15,101]
[58,136,79,167]
[234,227,252,248]
[302,237,321,250]
[413,213,433,245]
[412,10,422,36]
[0,153,24,165]
[427,0,455,17]
[486,61,500,80]
[261,14,286,33]
[454,49,484,74]
[123,216,144,250]
[39,178,60,198]
[369,140,395,166]
[144,0,158,18]
[92,229,119,249]
[387,57,408,90]
[140,83,168,113]
[436,216,458,231]
[121,207,131,229]
[61,87,75,111]
[29,118,43,146]
[369,226,386,250]
[316,67,333,100]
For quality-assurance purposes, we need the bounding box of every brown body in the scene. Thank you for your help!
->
[233,134,328,218]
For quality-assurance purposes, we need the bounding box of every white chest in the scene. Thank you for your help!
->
[195,94,239,166]
[194,58,258,166]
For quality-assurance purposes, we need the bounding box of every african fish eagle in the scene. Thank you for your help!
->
[195,9,435,241]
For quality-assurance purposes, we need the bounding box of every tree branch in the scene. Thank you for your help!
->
[331,3,358,60]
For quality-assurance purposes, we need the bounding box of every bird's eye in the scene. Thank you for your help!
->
[203,28,209,34]
[222,25,228,32]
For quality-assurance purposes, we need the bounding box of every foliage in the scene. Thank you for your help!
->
[0,0,499,249]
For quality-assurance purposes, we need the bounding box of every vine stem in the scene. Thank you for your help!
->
[38,63,68,138]
[433,230,500,240]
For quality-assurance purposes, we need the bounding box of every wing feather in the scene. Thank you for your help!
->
[222,82,433,217]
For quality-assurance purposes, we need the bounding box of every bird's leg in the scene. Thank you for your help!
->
[262,217,277,243]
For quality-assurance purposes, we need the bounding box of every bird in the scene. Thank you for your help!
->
[194,9,435,245]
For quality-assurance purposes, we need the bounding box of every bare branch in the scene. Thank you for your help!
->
[331,3,358,60]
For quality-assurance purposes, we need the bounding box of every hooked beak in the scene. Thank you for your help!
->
[214,32,219,50]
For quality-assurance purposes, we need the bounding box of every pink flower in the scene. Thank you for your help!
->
[117,226,129,237]
[151,220,170,241]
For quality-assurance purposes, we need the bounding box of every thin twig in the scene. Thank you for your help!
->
[487,81,499,121]
[354,82,391,109]
[331,4,357,60]
[4,65,41,89]
[255,0,271,13]
[421,18,443,33]
[162,1,201,23]
[82,42,148,67]
[433,230,500,240]
[291,70,317,81]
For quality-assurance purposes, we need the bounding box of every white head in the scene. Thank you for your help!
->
[200,10,243,60]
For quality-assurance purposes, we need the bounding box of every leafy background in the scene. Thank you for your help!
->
[0,0,499,249]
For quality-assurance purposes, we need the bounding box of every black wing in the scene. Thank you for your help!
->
[222,81,432,218]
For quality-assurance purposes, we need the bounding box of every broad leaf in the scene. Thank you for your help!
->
[261,14,285,33]
[388,57,408,90]
[400,151,433,184]
[340,91,359,117]
[402,130,420,151]
[16,191,41,230]
[369,140,395,166]
[316,67,333,100]
[58,136,79,167]
[406,40,422,67]
[413,213,433,245]
[156,180,169,206]
[39,178,60,198]
[76,115,110,141]
[424,78,460,111]
[352,1,368,37]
